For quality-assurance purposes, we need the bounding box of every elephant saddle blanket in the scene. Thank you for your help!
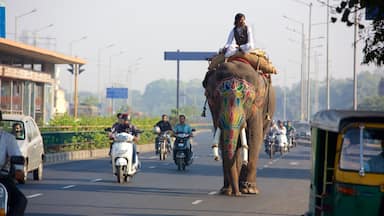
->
[208,49,277,74]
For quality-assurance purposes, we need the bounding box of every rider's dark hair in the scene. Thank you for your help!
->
[179,114,186,119]
[234,13,245,25]
[162,114,168,118]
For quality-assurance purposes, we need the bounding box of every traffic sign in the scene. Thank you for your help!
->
[164,51,217,61]
[106,88,128,99]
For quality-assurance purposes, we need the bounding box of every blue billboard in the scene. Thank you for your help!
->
[0,5,5,38]
[106,88,128,99]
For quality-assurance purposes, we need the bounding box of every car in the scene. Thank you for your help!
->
[293,121,311,141]
[0,114,45,184]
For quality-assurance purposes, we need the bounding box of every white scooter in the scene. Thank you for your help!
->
[276,132,289,155]
[111,132,140,184]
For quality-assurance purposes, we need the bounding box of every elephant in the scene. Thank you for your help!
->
[202,59,275,196]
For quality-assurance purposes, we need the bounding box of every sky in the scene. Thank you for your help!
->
[3,0,379,95]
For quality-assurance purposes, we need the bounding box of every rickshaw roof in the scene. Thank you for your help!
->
[311,110,384,132]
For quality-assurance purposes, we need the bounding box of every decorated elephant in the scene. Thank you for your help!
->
[202,59,275,196]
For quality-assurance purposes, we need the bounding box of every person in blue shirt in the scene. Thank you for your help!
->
[173,115,193,162]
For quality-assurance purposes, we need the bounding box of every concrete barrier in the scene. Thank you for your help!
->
[44,143,154,164]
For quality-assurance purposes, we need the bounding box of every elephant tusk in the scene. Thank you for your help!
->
[240,128,248,164]
[212,128,221,161]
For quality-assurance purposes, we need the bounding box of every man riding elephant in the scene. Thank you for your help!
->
[203,53,275,196]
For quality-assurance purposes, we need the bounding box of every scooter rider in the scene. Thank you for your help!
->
[0,111,27,216]
[154,114,173,154]
[173,115,193,162]
[115,114,139,165]
[276,120,288,147]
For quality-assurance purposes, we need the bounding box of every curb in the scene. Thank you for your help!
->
[44,143,154,164]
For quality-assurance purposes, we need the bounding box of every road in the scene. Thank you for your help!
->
[21,131,311,216]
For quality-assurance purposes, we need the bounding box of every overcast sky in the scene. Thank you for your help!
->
[3,0,377,94]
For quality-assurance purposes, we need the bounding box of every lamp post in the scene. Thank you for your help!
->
[283,15,306,121]
[108,51,126,114]
[14,8,37,41]
[290,0,313,121]
[353,4,358,110]
[32,23,53,46]
[97,43,115,99]
[69,36,87,56]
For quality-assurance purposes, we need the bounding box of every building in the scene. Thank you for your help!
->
[0,38,86,123]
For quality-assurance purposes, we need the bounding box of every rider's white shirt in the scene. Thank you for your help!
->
[276,126,287,135]
[0,130,22,169]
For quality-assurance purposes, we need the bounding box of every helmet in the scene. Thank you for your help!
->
[153,126,161,134]
[121,114,131,121]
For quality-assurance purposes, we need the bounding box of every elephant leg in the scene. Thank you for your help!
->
[220,157,232,195]
[229,151,241,196]
[243,112,263,195]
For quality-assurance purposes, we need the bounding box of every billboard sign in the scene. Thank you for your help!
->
[106,88,128,99]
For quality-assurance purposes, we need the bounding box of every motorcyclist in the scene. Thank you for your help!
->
[286,120,296,146]
[173,114,193,163]
[108,113,123,156]
[0,111,27,216]
[154,114,173,154]
[114,114,139,165]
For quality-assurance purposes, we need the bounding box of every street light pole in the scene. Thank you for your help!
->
[69,36,87,56]
[326,0,330,109]
[14,9,37,41]
[306,2,313,121]
[283,15,306,121]
[108,51,126,114]
[353,4,358,110]
[33,23,53,46]
[97,43,115,99]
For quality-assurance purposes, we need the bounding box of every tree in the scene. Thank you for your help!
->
[332,0,384,65]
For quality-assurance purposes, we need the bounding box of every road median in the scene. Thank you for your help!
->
[44,143,154,164]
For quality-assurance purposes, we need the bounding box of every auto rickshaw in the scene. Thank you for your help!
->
[306,110,384,216]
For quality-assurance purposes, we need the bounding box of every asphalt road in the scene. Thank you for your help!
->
[21,131,312,216]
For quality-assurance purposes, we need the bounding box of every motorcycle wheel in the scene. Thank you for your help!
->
[124,175,130,183]
[269,147,273,159]
[177,159,183,171]
[116,166,124,184]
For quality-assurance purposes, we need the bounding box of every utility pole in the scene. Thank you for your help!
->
[73,64,79,119]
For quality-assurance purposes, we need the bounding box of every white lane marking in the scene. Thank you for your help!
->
[91,178,103,182]
[264,164,269,168]
[192,200,203,205]
[268,161,273,165]
[208,191,217,195]
[289,161,299,166]
[26,193,43,199]
[62,185,76,189]
[149,156,157,159]
[148,166,156,169]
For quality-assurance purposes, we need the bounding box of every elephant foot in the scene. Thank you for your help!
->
[240,181,260,195]
[219,187,232,196]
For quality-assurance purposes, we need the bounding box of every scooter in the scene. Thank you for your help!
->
[276,132,289,155]
[111,132,140,183]
[173,131,194,171]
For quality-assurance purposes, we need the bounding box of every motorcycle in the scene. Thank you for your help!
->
[153,127,172,160]
[173,130,195,171]
[110,132,141,183]
[264,131,276,159]
[287,130,296,148]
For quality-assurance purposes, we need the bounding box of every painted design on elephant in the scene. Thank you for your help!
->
[216,78,256,159]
